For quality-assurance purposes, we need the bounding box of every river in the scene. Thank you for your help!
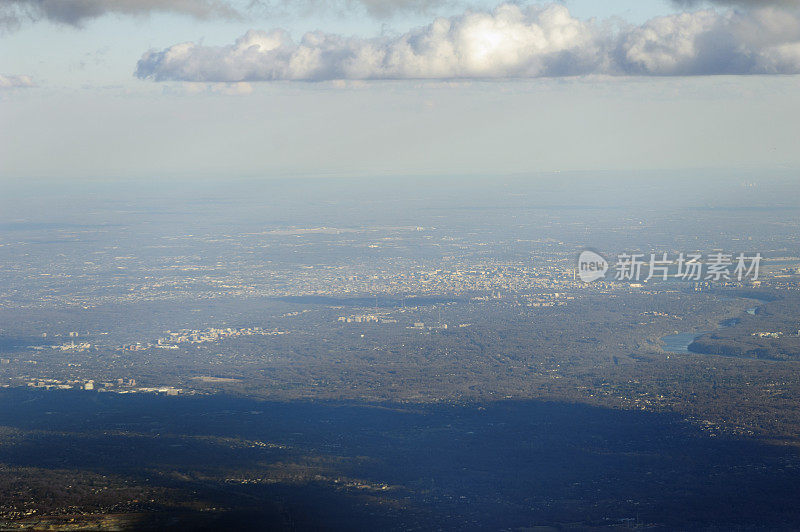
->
[660,308,756,355]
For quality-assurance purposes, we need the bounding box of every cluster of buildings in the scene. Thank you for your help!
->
[186,262,583,302]
[410,321,450,330]
[335,265,574,297]
[24,377,183,396]
[337,314,397,324]
[26,377,137,391]
[121,326,286,352]
[26,332,94,353]
[752,331,784,338]
[48,341,92,352]
[161,327,271,345]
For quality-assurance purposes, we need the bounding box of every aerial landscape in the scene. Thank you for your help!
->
[2,0,800,530]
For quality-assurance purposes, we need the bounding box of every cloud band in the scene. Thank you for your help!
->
[135,3,800,81]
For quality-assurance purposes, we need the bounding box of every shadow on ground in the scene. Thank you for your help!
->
[0,388,798,530]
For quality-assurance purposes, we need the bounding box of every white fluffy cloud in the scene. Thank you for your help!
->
[620,6,800,74]
[136,3,800,81]
[0,74,35,89]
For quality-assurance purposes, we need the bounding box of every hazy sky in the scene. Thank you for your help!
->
[1,0,799,179]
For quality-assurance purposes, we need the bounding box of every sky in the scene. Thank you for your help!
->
[1,0,799,180]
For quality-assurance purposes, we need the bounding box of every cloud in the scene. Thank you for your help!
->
[135,4,612,81]
[672,0,798,7]
[0,0,460,29]
[350,0,452,17]
[248,0,454,19]
[0,0,241,29]
[0,74,35,89]
[135,3,800,82]
[619,7,800,75]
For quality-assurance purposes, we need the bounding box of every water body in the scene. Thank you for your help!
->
[660,309,754,354]
[661,331,707,354]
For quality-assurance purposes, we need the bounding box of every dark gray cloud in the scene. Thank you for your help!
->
[0,0,457,29]
[0,0,242,29]
[354,0,450,17]
[135,3,800,82]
